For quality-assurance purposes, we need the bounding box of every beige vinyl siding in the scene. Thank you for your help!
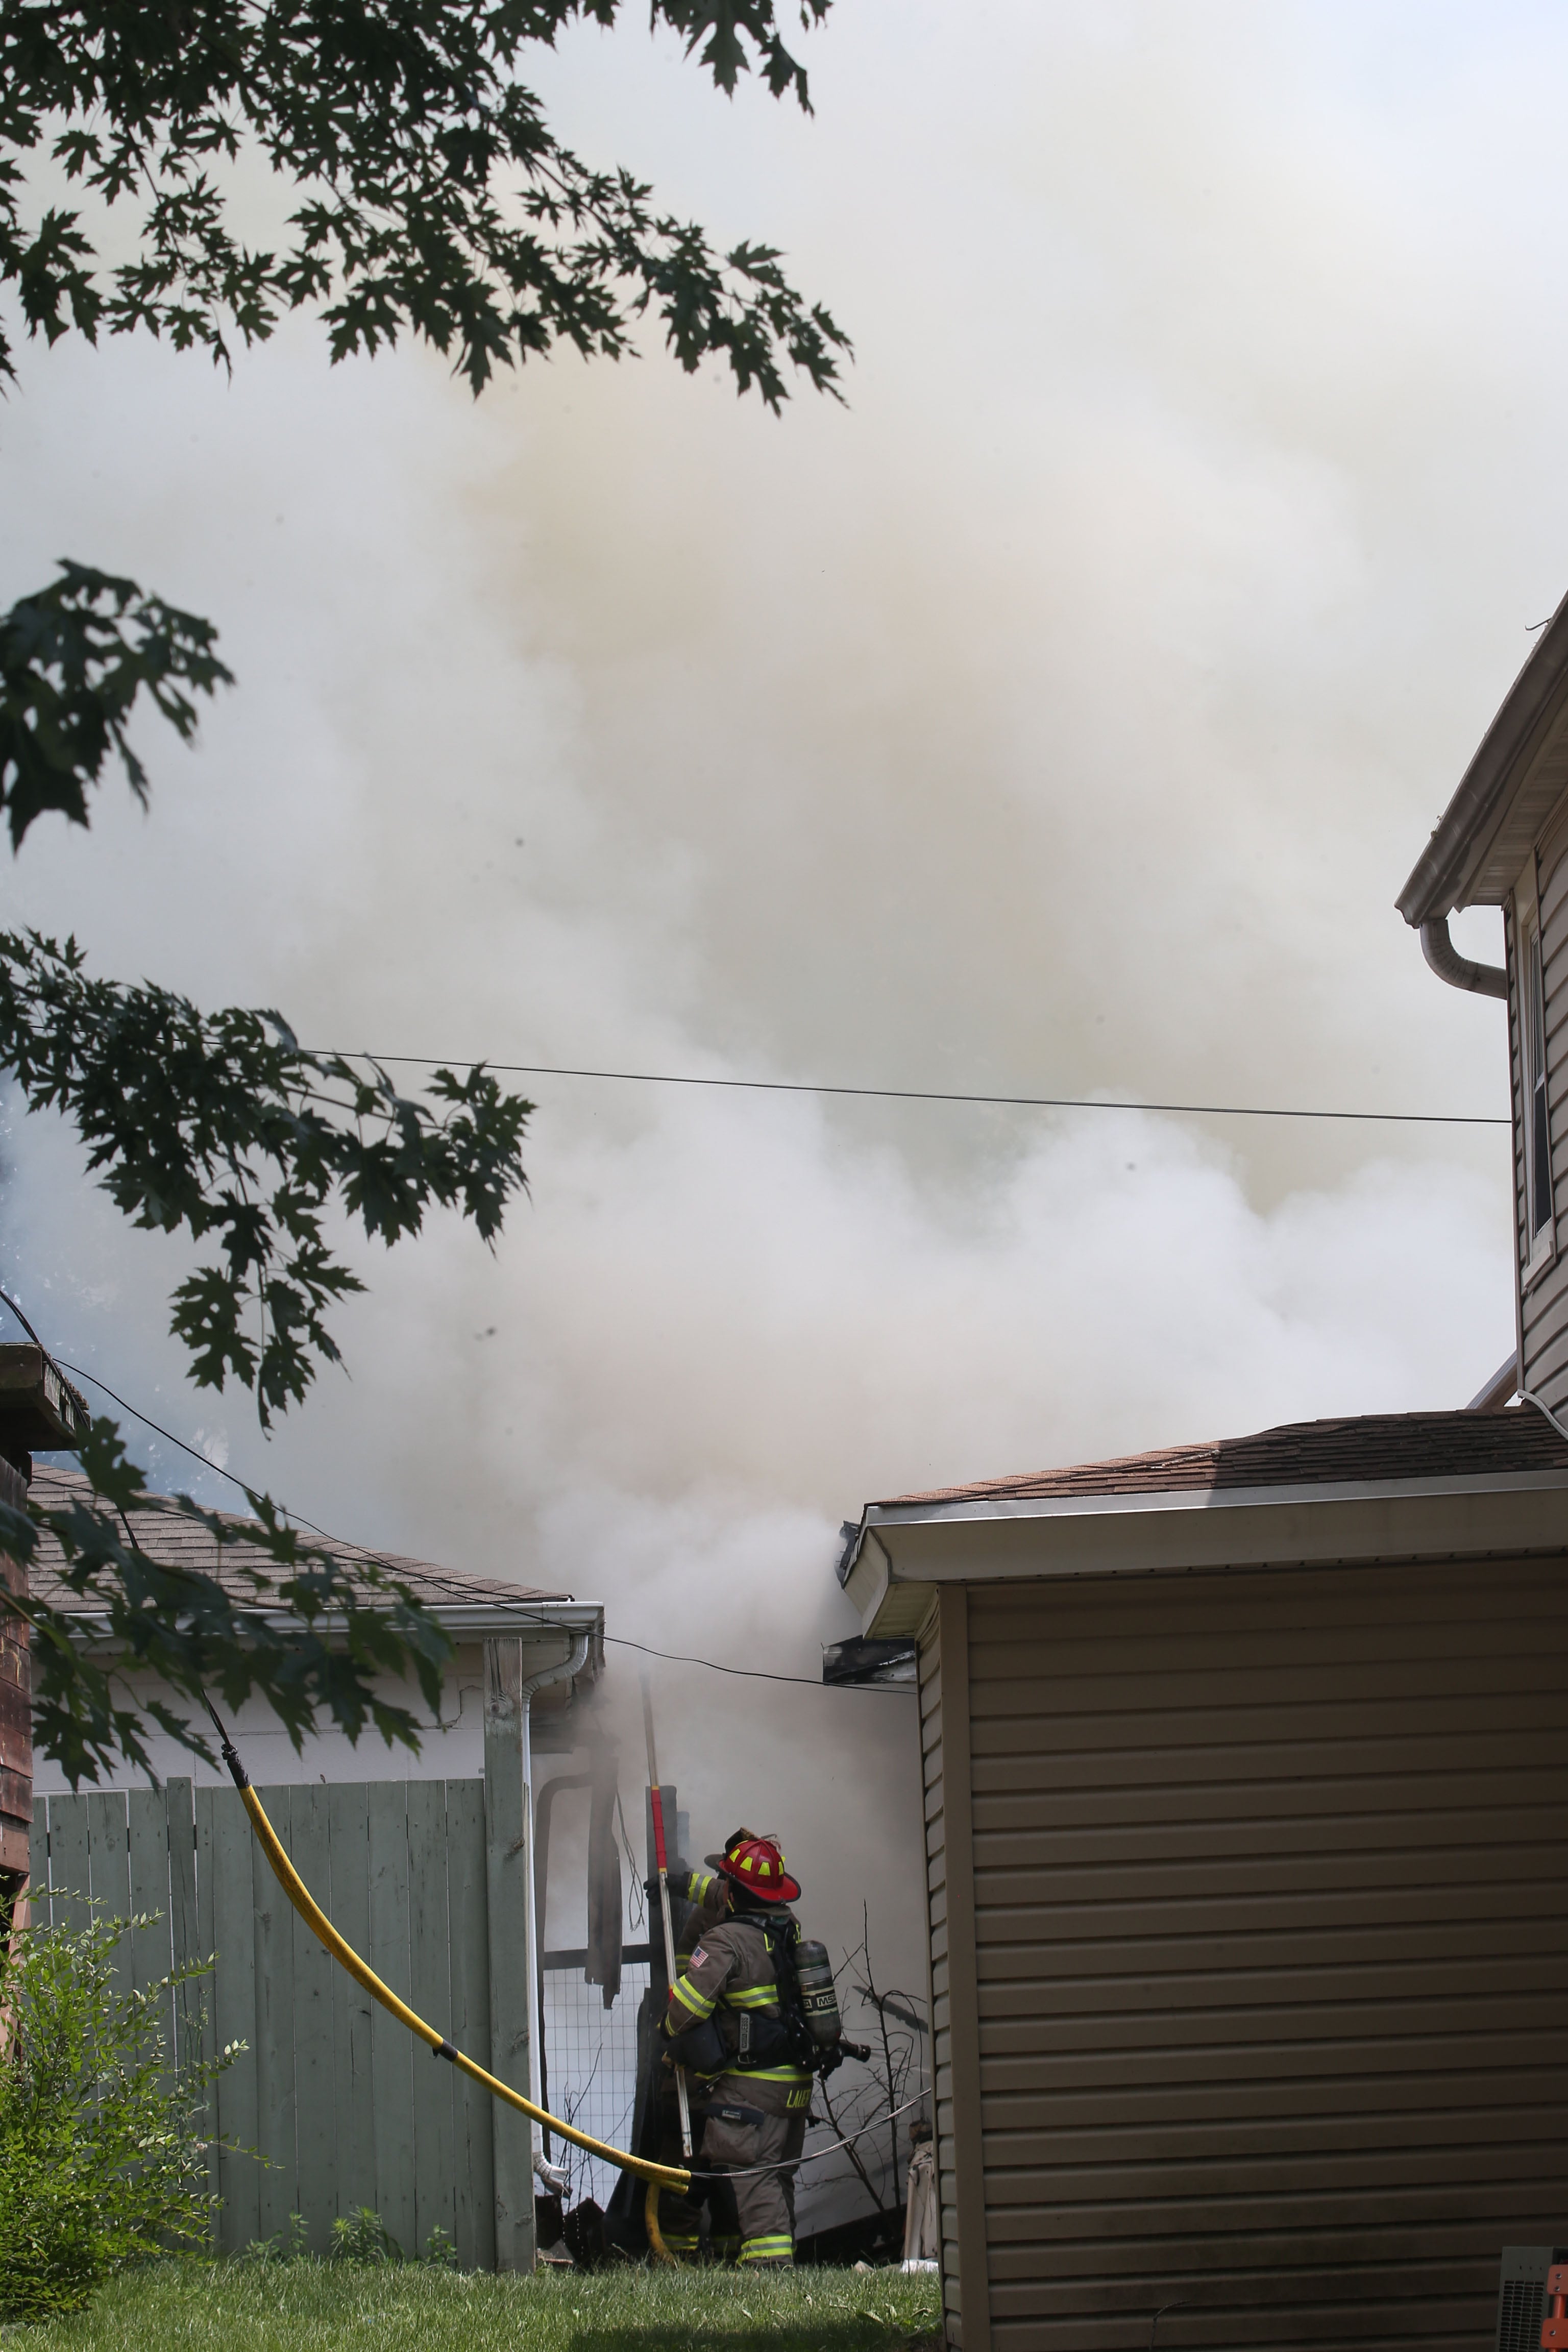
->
[923,1592,992,2348]
[920,1613,957,2336]
[962,1560,1568,2352]
[1522,814,1568,1407]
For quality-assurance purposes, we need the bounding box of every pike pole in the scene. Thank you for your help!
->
[641,1674,693,2161]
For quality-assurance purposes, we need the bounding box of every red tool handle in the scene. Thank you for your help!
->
[650,1783,669,1875]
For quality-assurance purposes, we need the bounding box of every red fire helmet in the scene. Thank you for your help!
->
[707,1832,801,1905]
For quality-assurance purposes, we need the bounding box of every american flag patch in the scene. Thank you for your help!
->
[690,1946,707,1969]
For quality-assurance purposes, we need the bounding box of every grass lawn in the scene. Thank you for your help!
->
[3,2260,943,2350]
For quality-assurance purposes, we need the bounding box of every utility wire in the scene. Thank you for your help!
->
[306,1048,1510,1128]
[17,1337,902,1697]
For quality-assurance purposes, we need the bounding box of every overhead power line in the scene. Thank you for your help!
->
[307,1049,1510,1128]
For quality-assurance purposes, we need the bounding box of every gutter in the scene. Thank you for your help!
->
[1397,589,1568,924]
[843,1464,1568,1638]
[861,1461,1568,1531]
[38,1598,604,1648]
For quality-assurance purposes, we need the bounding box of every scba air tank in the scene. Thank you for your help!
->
[794,1941,842,2049]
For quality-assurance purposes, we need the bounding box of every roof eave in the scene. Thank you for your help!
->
[1398,588,1568,923]
[41,1597,604,1650]
[851,1469,1568,1637]
[863,1462,1568,1528]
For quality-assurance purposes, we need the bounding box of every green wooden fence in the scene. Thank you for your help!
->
[30,1776,521,2266]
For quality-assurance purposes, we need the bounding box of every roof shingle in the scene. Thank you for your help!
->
[872,1408,1568,1511]
[22,1466,571,1616]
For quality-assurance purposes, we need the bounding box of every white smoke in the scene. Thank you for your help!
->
[0,0,1550,2146]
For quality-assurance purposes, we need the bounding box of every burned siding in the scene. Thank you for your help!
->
[0,1454,30,1893]
[952,1559,1568,2352]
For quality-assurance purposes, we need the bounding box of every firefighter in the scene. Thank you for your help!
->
[659,1831,812,2269]
[649,1844,732,2261]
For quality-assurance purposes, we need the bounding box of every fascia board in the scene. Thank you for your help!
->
[51,1597,604,1651]
[863,1471,1568,1589]
[1398,590,1568,921]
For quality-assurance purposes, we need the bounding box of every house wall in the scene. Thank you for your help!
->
[927,1554,1568,2352]
[30,1640,581,1796]
[920,1590,992,2351]
[1514,792,1568,1412]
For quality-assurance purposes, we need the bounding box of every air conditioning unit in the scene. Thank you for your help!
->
[1498,2247,1568,2352]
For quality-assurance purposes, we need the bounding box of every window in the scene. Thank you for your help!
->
[1524,918,1554,1251]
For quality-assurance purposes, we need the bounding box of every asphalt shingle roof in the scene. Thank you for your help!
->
[23,1465,571,1614]
[872,1407,1568,1510]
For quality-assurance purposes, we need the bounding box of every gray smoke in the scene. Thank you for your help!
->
[0,0,1549,2135]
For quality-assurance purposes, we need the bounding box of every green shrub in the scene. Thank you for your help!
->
[0,1905,236,2321]
[246,2206,460,2267]
[329,2207,401,2264]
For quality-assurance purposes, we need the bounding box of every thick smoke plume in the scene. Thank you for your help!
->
[2,0,1554,2168]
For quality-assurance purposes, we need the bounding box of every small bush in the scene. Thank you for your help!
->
[244,2206,459,2268]
[0,1905,235,2321]
[329,2207,401,2264]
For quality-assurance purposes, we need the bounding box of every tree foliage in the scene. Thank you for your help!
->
[1,0,847,406]
[3,1419,451,1786]
[1,932,531,1424]
[0,562,234,850]
[0,0,846,1781]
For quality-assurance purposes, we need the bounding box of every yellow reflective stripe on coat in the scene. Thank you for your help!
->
[670,1975,716,2020]
[739,2236,794,2263]
[723,1985,780,2010]
[737,2064,812,2085]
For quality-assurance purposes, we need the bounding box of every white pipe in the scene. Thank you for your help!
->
[519,1632,592,2158]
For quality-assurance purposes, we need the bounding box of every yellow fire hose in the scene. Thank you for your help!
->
[205,1701,691,2203]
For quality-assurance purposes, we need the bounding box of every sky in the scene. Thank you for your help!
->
[3,0,1563,2046]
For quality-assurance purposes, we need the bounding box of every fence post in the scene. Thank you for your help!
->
[484,1638,534,2271]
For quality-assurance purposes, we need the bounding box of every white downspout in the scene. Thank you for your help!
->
[519,1632,591,2175]
[1419,915,1508,998]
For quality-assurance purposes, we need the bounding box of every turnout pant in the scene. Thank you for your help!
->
[701,2099,808,2268]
